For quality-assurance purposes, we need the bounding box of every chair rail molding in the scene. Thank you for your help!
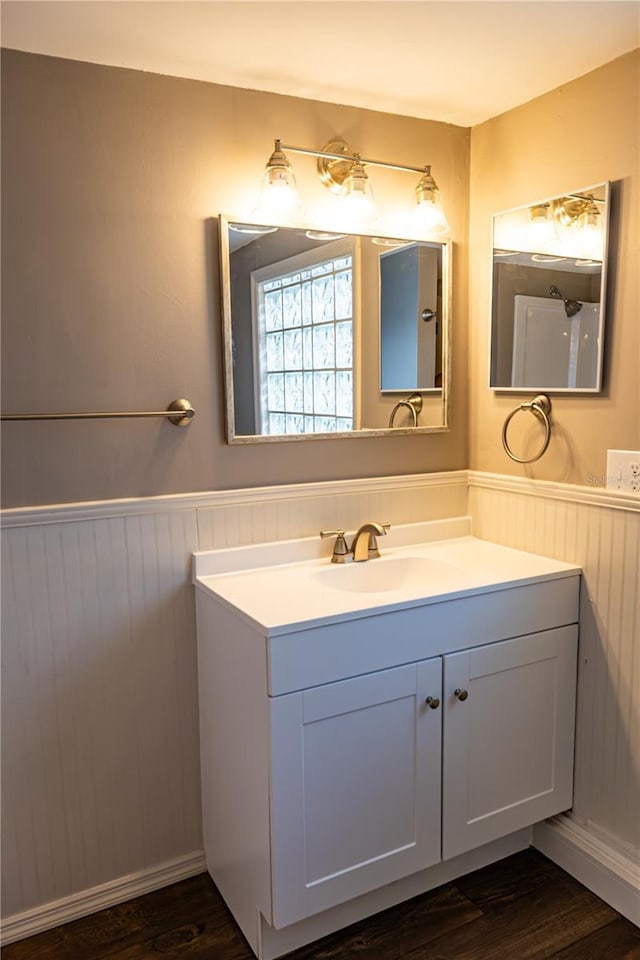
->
[0,471,469,528]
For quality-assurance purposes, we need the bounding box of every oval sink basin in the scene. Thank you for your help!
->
[313,555,463,594]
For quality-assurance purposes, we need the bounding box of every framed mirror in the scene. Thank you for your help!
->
[219,216,451,442]
[489,182,610,392]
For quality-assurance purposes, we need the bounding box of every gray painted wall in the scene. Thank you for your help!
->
[0,50,470,507]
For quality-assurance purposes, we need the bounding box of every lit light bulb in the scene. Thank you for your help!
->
[528,203,554,251]
[576,224,602,261]
[339,158,376,229]
[577,197,602,260]
[414,167,449,237]
[255,139,302,220]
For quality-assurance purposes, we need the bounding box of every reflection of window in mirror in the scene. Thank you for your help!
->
[250,240,355,435]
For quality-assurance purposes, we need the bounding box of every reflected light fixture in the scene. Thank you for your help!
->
[578,195,600,230]
[229,222,278,235]
[527,202,554,249]
[576,195,602,259]
[520,192,605,260]
[256,137,449,237]
[552,193,603,260]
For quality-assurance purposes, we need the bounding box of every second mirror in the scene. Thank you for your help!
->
[490,182,610,392]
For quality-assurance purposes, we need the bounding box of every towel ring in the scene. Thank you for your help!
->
[388,393,423,429]
[502,394,552,464]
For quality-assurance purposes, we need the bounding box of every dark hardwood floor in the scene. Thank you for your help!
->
[3,849,639,960]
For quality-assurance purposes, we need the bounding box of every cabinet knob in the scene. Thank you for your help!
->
[425,696,440,710]
[454,688,469,701]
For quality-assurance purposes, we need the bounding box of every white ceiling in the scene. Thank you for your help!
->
[1,1,638,126]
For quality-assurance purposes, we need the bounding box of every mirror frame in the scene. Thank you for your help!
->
[489,181,610,394]
[219,215,452,443]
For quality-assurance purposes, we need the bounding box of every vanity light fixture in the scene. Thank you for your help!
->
[257,137,449,236]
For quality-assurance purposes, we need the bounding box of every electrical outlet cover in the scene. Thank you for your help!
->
[606,449,640,493]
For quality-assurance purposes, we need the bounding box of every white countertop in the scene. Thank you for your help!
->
[193,519,581,636]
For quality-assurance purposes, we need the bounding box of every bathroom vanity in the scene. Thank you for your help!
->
[193,519,580,959]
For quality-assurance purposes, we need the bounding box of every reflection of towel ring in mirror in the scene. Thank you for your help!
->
[502,394,552,463]
[388,393,423,428]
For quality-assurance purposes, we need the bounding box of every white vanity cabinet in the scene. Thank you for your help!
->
[193,527,581,959]
[269,658,443,927]
[267,625,577,928]
[442,625,577,860]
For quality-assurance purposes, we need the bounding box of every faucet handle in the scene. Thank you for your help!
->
[372,522,391,556]
[320,529,350,563]
[366,524,389,559]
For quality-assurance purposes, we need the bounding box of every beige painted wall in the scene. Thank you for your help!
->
[0,50,469,507]
[469,50,640,484]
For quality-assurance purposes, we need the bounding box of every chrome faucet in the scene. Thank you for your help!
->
[320,522,390,563]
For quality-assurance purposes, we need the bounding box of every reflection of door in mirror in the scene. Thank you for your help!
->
[512,296,600,388]
[380,243,442,391]
[491,257,602,389]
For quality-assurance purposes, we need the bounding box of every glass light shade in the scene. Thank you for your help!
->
[339,159,376,229]
[255,140,301,219]
[576,197,602,258]
[576,221,603,261]
[528,202,554,250]
[578,197,600,231]
[414,168,449,237]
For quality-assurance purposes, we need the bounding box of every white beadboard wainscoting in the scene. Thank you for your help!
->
[469,471,640,925]
[0,471,467,944]
[1,469,638,942]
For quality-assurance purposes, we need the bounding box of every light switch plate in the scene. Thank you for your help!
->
[606,449,640,493]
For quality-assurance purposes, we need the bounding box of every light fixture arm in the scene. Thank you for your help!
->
[280,142,429,176]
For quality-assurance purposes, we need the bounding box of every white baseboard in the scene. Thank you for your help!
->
[3,821,638,949]
[533,815,640,927]
[0,851,207,946]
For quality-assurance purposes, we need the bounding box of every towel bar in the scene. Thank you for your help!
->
[0,398,195,427]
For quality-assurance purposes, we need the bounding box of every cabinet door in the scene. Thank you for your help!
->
[442,625,577,860]
[269,658,442,927]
